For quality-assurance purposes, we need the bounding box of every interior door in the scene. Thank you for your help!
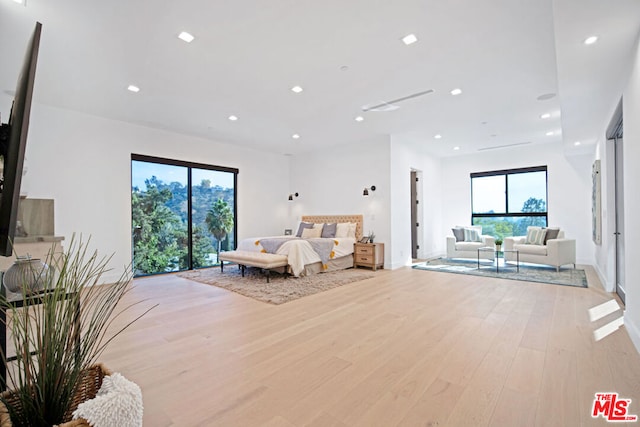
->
[607,100,624,304]
[614,137,626,304]
[410,171,418,259]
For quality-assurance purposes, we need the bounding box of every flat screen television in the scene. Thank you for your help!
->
[0,22,42,257]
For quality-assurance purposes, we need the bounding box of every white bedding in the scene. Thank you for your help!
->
[237,236,356,277]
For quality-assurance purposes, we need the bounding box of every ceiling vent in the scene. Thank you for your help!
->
[478,142,532,151]
[362,89,433,112]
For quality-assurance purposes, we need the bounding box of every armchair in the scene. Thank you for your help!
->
[504,227,576,271]
[446,226,495,260]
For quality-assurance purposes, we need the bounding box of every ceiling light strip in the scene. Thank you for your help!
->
[362,89,433,112]
[478,142,531,151]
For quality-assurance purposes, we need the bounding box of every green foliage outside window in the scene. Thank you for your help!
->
[132,177,234,276]
[473,197,547,239]
[132,177,185,275]
[206,198,235,264]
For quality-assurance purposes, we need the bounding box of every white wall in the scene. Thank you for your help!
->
[439,142,595,265]
[288,134,443,270]
[389,136,442,268]
[623,34,640,352]
[19,104,290,281]
[289,136,391,267]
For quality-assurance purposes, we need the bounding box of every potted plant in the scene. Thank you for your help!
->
[0,235,153,426]
[495,239,503,252]
[368,231,376,243]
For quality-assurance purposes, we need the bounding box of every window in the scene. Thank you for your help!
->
[131,154,238,277]
[471,166,547,239]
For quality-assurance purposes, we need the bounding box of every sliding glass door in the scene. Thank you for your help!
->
[191,168,236,269]
[131,155,237,277]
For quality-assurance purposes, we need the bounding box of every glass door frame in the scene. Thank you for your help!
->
[131,153,238,276]
[606,100,624,304]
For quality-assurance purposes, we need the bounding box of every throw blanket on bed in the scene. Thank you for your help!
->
[259,237,337,270]
[305,238,337,269]
[258,237,298,254]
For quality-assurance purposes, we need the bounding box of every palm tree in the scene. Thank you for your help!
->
[206,198,234,263]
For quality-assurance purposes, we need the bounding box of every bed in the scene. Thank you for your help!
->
[236,214,363,277]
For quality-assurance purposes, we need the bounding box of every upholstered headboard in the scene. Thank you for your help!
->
[301,214,364,240]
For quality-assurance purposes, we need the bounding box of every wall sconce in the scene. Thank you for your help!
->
[288,192,299,201]
[363,185,376,196]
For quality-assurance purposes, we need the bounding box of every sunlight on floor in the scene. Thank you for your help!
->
[589,299,624,342]
[589,299,620,322]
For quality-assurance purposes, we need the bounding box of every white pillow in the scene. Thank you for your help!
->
[335,223,350,238]
[525,227,546,245]
[348,222,357,238]
[301,226,322,238]
[463,227,482,242]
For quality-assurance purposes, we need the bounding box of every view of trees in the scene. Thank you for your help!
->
[473,197,547,239]
[206,198,235,264]
[132,176,235,276]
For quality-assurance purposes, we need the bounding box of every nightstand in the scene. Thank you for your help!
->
[354,242,384,271]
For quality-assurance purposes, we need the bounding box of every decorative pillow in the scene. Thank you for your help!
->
[347,222,357,238]
[301,226,322,239]
[544,227,560,243]
[452,227,465,242]
[321,223,337,238]
[335,223,350,238]
[295,222,313,237]
[525,227,547,245]
[335,222,357,238]
[463,228,482,242]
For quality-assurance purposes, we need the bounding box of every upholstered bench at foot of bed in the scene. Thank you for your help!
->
[218,250,289,283]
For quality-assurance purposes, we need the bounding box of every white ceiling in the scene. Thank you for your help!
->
[1,0,639,157]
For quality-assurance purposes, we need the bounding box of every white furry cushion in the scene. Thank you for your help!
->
[72,372,143,427]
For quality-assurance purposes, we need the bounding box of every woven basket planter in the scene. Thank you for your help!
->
[0,363,112,427]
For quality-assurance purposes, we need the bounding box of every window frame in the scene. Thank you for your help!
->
[470,165,548,226]
[131,153,238,276]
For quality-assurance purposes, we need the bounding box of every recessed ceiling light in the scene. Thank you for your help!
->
[450,88,462,96]
[453,146,460,151]
[574,141,581,146]
[178,31,195,43]
[434,134,442,139]
[291,86,303,93]
[292,134,300,139]
[546,131,554,136]
[355,116,364,122]
[402,34,418,45]
[540,113,551,119]
[228,115,238,121]
[127,85,140,93]
[584,36,599,45]
[340,65,349,72]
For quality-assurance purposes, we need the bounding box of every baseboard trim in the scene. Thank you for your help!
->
[593,263,615,292]
[625,312,640,355]
[390,261,409,269]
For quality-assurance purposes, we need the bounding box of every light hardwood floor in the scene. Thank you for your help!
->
[100,265,640,426]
